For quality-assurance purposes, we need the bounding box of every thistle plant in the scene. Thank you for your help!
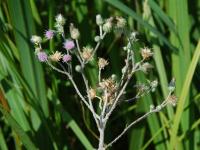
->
[31,14,177,150]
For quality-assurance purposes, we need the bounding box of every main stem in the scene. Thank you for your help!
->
[98,125,105,150]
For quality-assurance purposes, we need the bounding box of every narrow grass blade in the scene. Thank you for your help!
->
[7,0,49,118]
[0,126,8,150]
[30,0,42,25]
[105,0,175,51]
[60,105,94,150]
[147,0,176,34]
[169,41,200,150]
[0,105,37,150]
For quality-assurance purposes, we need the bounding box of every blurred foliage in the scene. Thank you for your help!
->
[0,0,200,149]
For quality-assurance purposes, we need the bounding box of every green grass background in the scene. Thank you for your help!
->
[0,0,200,149]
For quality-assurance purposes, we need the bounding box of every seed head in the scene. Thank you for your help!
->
[81,46,93,61]
[116,17,126,28]
[89,88,96,99]
[141,47,153,60]
[98,58,108,69]
[103,17,113,33]
[140,62,153,73]
[49,51,62,62]
[168,95,177,106]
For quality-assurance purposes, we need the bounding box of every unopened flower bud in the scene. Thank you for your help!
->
[156,105,161,111]
[150,80,158,92]
[121,66,126,74]
[168,78,176,92]
[150,104,155,112]
[70,24,80,39]
[94,36,101,42]
[75,65,82,72]
[96,14,103,25]
[111,74,117,81]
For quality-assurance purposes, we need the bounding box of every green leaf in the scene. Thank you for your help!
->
[169,41,200,150]
[0,128,8,150]
[0,106,37,150]
[105,0,175,51]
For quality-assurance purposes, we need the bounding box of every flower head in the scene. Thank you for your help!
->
[103,17,113,33]
[37,52,48,62]
[116,17,126,28]
[140,62,153,73]
[31,35,42,45]
[98,58,108,69]
[49,51,62,62]
[62,54,72,63]
[45,30,54,40]
[89,88,96,99]
[141,47,153,60]
[63,40,75,50]
[81,46,93,61]
[168,95,177,106]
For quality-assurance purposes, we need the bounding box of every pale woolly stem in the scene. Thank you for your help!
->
[47,62,91,115]
[105,103,168,149]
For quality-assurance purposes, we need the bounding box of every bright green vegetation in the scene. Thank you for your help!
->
[0,0,200,149]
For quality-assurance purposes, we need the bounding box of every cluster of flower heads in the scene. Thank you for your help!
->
[30,13,177,108]
[30,14,79,63]
[31,14,128,65]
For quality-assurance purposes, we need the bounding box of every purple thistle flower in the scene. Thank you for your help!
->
[62,54,72,63]
[37,52,48,62]
[45,30,54,40]
[63,40,75,50]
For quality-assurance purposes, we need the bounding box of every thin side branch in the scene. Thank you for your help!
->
[47,62,91,111]
[105,103,168,149]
